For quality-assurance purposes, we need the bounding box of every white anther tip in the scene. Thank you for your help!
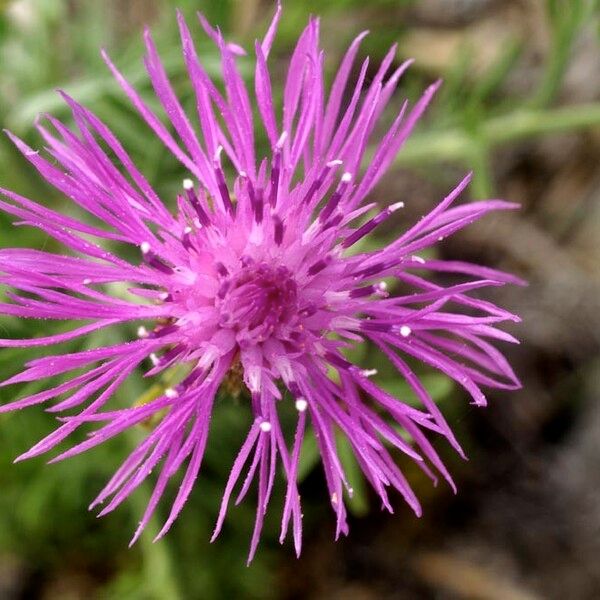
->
[361,369,378,378]
[326,159,343,168]
[390,201,404,212]
[183,226,193,234]
[140,241,151,254]
[376,281,389,297]
[239,170,247,178]
[276,131,288,148]
[149,353,160,366]
[260,421,272,432]
[399,325,412,337]
[341,172,353,183]
[214,145,224,162]
[182,178,194,190]
[411,255,425,264]
[82,278,92,285]
[137,326,148,338]
[165,387,178,399]
[295,398,308,412]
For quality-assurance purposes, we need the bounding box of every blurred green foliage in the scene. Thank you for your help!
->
[0,0,598,598]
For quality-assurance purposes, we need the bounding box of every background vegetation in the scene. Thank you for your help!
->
[0,0,599,598]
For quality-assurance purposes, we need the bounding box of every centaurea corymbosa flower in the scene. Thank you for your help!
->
[0,5,522,560]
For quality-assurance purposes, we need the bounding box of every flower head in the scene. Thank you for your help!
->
[0,5,522,561]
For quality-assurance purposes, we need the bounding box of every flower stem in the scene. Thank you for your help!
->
[396,103,600,166]
[125,431,182,600]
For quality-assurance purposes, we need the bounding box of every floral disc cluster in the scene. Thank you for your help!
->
[0,5,523,561]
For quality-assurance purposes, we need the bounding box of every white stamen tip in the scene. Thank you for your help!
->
[82,278,92,285]
[260,421,272,432]
[165,387,178,399]
[361,369,378,377]
[214,145,223,162]
[137,326,148,338]
[390,201,404,212]
[276,131,288,148]
[182,178,194,190]
[149,353,160,366]
[341,172,353,183]
[326,159,343,168]
[399,325,412,337]
[295,398,308,412]
[377,281,388,291]
[159,292,169,301]
[183,226,193,234]
[140,241,151,254]
[411,255,425,264]
[331,492,338,504]
[239,170,247,178]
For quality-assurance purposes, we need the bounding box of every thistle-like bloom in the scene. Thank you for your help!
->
[0,6,522,560]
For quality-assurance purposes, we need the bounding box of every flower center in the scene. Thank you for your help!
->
[216,262,299,343]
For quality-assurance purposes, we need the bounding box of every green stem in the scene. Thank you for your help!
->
[467,141,494,199]
[485,104,600,142]
[126,431,182,600]
[136,508,183,600]
[395,103,600,166]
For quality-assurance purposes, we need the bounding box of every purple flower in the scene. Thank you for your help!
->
[0,6,522,561]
